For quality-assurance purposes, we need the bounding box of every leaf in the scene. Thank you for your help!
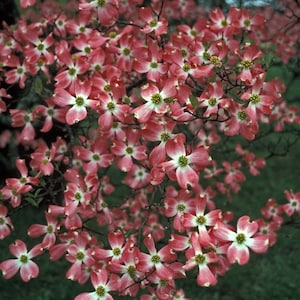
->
[33,76,43,96]
[189,94,198,109]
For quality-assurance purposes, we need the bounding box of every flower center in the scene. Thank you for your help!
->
[106,101,116,111]
[46,225,53,234]
[208,97,217,106]
[20,254,28,264]
[17,67,24,75]
[112,247,121,256]
[160,132,170,142]
[149,19,158,28]
[92,153,100,161]
[76,251,85,261]
[151,93,163,105]
[96,285,105,296]
[123,47,131,56]
[68,67,76,76]
[37,43,44,52]
[249,93,260,104]
[75,192,82,201]
[236,233,246,244]
[125,146,134,155]
[195,254,206,265]
[178,155,188,167]
[244,19,251,26]
[97,0,106,7]
[176,203,186,212]
[151,254,161,264]
[182,63,191,72]
[238,110,247,120]
[196,215,206,225]
[240,60,253,69]
[0,217,4,225]
[127,265,137,279]
[75,96,85,106]
[150,61,158,69]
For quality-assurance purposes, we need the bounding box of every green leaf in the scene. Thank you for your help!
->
[34,76,43,96]
[189,94,198,109]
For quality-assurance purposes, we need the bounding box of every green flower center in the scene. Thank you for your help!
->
[240,60,253,69]
[0,217,4,225]
[20,254,28,264]
[19,177,27,184]
[84,46,91,54]
[160,132,170,142]
[109,31,117,38]
[196,215,206,225]
[221,19,228,26]
[151,254,161,264]
[92,153,100,161]
[178,155,188,167]
[125,146,134,155]
[249,93,260,104]
[195,254,206,265]
[68,67,76,76]
[101,201,108,208]
[75,96,85,106]
[210,55,220,65]
[75,192,82,201]
[203,51,211,60]
[106,101,116,111]
[236,233,246,244]
[150,61,158,69]
[37,43,44,52]
[46,225,53,234]
[17,67,24,74]
[112,247,121,256]
[208,97,217,106]
[182,63,191,72]
[244,19,251,26]
[238,110,247,120]
[190,29,197,37]
[104,84,110,92]
[96,285,105,296]
[176,203,186,212]
[97,0,106,7]
[127,265,137,279]
[123,47,131,56]
[181,49,187,57]
[76,251,85,261]
[151,93,163,105]
[149,19,158,28]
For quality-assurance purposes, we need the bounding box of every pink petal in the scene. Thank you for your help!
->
[213,222,236,242]
[66,106,87,125]
[227,243,250,265]
[176,166,198,189]
[246,235,269,253]
[20,261,39,282]
[155,263,174,280]
[0,259,20,279]
[197,265,217,287]
[237,216,258,237]
[9,240,27,257]
[74,292,96,300]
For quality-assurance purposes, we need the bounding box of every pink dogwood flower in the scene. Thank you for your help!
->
[213,216,269,265]
[0,240,43,282]
[75,269,119,300]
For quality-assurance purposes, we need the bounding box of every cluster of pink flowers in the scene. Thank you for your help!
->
[0,0,299,299]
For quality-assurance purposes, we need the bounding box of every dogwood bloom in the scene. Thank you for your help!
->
[0,240,43,282]
[213,216,269,265]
